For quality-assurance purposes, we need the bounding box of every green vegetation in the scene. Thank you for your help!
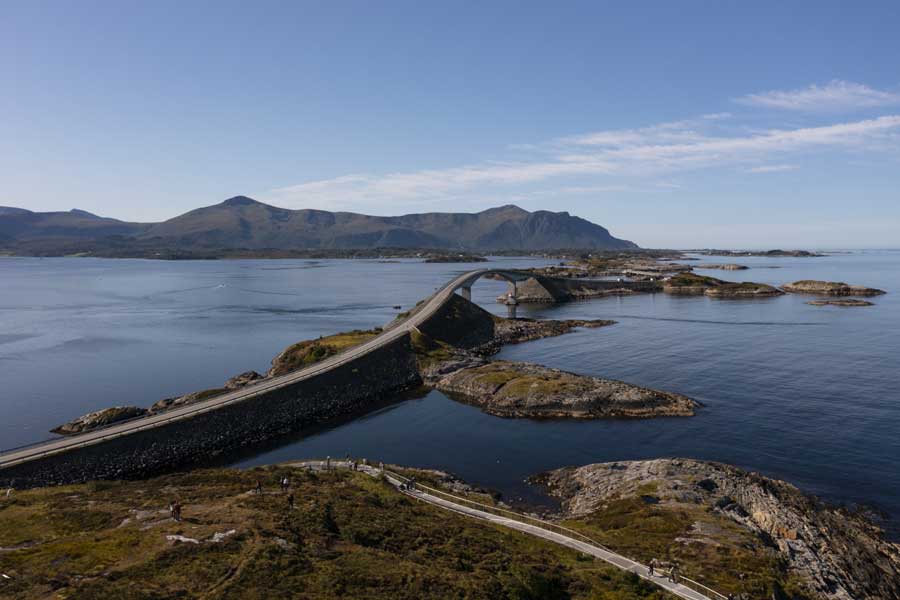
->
[409,329,456,369]
[663,273,723,288]
[664,273,782,297]
[269,329,381,376]
[0,467,672,599]
[559,491,811,599]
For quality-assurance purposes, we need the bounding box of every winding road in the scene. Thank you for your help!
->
[291,460,724,600]
[0,268,527,470]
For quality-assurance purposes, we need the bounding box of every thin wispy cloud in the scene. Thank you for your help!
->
[745,164,799,174]
[265,112,900,212]
[735,80,900,112]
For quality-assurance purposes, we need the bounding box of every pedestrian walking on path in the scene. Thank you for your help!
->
[172,501,182,522]
[648,558,655,576]
[280,476,290,492]
[255,479,263,495]
[287,493,295,509]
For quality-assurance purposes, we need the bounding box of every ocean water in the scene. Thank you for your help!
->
[2,253,899,534]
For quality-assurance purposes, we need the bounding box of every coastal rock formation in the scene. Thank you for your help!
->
[695,263,748,270]
[512,276,657,303]
[698,249,824,257]
[490,317,616,347]
[423,253,487,263]
[268,329,381,376]
[783,280,886,296]
[434,360,698,418]
[807,299,875,307]
[541,459,900,600]
[663,273,783,298]
[703,283,784,298]
[149,388,227,413]
[224,370,264,389]
[51,406,147,435]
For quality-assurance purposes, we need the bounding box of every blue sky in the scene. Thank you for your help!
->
[2,1,899,248]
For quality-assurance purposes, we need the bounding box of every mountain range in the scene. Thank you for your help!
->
[0,196,637,255]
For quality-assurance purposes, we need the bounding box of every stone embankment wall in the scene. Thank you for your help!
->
[0,334,420,488]
[517,276,662,303]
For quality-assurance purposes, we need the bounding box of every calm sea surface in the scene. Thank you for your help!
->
[2,253,899,533]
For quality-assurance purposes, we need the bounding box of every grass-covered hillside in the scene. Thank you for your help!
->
[0,466,670,600]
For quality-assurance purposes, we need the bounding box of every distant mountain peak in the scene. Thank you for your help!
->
[69,209,101,218]
[221,195,261,207]
[0,206,33,216]
[1,198,637,252]
[484,204,528,213]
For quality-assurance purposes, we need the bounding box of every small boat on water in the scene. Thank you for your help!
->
[392,305,402,310]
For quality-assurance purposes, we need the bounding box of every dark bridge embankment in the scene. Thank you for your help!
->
[0,334,420,487]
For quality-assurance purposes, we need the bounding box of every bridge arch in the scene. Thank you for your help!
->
[452,269,534,317]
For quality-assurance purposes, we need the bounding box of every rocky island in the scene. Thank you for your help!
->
[662,273,784,297]
[694,263,749,270]
[433,360,698,418]
[539,459,900,600]
[423,253,487,263]
[807,299,875,307]
[782,280,886,296]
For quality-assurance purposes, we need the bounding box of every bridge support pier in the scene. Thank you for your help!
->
[505,281,518,318]
[459,286,472,301]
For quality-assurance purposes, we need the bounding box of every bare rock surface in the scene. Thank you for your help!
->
[434,360,698,419]
[149,388,227,413]
[223,370,264,389]
[807,299,875,307]
[51,406,147,435]
[542,459,900,600]
[491,317,616,346]
[783,280,886,296]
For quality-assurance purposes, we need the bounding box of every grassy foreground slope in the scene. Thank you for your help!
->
[0,466,668,600]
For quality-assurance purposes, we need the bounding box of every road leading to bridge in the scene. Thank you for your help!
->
[291,460,724,600]
[0,268,528,471]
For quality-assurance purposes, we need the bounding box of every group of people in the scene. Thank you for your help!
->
[254,475,295,509]
[647,559,679,583]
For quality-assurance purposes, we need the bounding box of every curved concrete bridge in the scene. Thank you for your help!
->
[0,268,533,472]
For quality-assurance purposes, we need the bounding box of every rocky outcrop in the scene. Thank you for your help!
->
[490,317,616,347]
[423,254,487,263]
[695,263,748,270]
[703,283,784,298]
[149,388,228,413]
[434,360,698,419]
[224,371,264,389]
[807,299,875,307]
[51,406,147,435]
[512,276,659,303]
[268,329,381,377]
[541,459,900,600]
[783,280,886,297]
[663,273,783,297]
